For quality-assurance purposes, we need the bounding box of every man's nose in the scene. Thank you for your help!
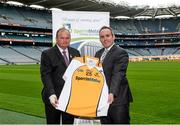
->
[103,37,108,41]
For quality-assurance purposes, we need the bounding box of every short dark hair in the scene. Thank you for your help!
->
[56,27,70,39]
[99,26,114,36]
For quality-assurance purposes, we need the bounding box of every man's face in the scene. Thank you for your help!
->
[56,30,70,49]
[99,28,115,48]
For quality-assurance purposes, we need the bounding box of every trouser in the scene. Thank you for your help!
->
[100,104,130,124]
[44,104,74,124]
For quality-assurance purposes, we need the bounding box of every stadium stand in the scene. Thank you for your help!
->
[111,19,139,34]
[174,47,180,54]
[0,45,38,64]
[10,46,41,61]
[0,3,51,29]
[111,18,180,34]
[0,3,52,65]
[0,2,180,64]
[0,58,7,64]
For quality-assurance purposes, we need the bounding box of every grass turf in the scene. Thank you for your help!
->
[0,65,44,118]
[128,61,180,123]
[0,109,45,124]
[0,61,180,123]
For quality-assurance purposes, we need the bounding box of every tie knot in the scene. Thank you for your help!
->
[62,50,66,54]
[104,49,108,53]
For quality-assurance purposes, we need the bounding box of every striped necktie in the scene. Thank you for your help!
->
[62,50,69,66]
[100,49,108,62]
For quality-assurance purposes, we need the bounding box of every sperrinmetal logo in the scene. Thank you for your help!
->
[75,76,100,83]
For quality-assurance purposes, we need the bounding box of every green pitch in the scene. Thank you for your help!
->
[0,61,180,123]
[0,65,45,124]
[128,61,180,123]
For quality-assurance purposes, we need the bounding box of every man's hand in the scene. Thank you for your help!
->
[49,94,58,108]
[108,93,114,104]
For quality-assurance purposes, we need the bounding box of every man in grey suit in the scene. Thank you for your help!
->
[40,27,80,124]
[95,26,133,124]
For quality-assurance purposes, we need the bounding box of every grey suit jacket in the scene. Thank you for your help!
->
[40,45,80,104]
[95,45,133,105]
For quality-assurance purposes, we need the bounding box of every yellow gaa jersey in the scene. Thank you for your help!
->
[56,56,109,118]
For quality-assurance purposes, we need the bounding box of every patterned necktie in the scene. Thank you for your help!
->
[100,49,108,62]
[62,50,69,66]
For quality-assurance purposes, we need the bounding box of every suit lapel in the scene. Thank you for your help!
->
[102,45,116,64]
[68,47,73,62]
[99,48,105,58]
[54,45,67,67]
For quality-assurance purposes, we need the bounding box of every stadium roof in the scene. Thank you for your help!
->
[2,0,180,18]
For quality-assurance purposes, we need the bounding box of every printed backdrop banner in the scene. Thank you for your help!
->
[52,11,109,44]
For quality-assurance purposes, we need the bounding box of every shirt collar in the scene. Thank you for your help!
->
[105,43,115,51]
[57,45,68,54]
[57,45,69,60]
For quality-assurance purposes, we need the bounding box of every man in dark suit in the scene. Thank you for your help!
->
[95,26,133,124]
[40,27,80,124]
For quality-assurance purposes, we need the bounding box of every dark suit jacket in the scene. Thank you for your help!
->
[40,45,80,104]
[95,45,133,105]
